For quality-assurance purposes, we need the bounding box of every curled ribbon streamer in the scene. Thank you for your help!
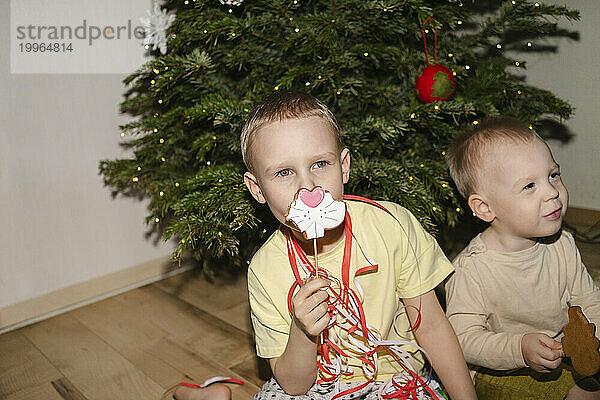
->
[285,203,441,400]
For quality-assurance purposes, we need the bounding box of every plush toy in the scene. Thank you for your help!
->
[562,306,600,376]
[415,16,456,103]
[415,64,455,103]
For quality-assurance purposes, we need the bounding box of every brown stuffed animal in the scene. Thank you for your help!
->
[562,306,600,376]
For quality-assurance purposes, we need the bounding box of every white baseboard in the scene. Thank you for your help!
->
[0,256,192,334]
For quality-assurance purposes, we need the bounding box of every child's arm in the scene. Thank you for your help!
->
[404,290,477,400]
[269,277,330,395]
[445,268,531,371]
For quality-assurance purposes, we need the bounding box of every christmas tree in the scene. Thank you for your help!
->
[99,0,579,269]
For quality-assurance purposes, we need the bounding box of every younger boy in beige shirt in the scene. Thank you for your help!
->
[445,117,600,399]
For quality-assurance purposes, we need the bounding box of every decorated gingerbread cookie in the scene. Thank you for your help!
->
[562,306,600,376]
[285,186,345,240]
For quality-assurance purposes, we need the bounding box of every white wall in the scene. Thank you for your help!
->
[523,0,599,210]
[0,1,173,313]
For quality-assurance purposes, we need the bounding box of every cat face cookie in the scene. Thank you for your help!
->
[285,186,346,240]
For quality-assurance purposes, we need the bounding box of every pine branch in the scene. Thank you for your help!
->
[99,0,580,269]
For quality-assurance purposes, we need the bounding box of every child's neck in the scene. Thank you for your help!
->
[480,226,536,253]
[292,223,346,256]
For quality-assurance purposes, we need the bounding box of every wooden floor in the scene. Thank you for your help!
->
[0,270,269,400]
[2,224,599,400]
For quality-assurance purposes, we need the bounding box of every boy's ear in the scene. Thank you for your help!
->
[468,193,495,223]
[341,148,351,184]
[244,172,266,204]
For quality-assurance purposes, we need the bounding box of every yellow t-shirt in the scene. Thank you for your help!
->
[247,200,454,382]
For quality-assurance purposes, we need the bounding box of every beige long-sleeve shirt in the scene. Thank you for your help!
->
[445,230,600,371]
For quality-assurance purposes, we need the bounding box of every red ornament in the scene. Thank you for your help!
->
[415,16,456,103]
[415,64,456,103]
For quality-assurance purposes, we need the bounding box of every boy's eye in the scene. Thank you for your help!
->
[314,160,328,169]
[276,169,292,177]
[524,182,535,190]
[550,171,561,180]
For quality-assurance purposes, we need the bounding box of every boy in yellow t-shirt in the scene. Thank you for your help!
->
[174,91,476,400]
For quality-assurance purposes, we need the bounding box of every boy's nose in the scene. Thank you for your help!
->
[298,174,316,191]
[545,183,560,200]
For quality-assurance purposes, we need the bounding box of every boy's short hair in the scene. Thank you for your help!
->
[240,91,341,172]
[447,117,543,198]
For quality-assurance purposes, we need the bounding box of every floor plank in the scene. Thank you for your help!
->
[154,269,252,334]
[0,330,64,400]
[120,285,256,369]
[70,293,168,351]
[20,313,163,400]
[51,377,89,400]
[218,301,253,335]
[70,292,262,399]
[3,383,65,400]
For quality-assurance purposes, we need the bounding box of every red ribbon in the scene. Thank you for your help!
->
[421,16,438,67]
[284,195,430,399]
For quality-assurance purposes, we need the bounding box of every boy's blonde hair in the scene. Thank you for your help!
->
[447,117,543,198]
[240,91,341,172]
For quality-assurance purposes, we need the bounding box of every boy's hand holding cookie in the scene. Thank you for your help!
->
[291,278,330,339]
[521,333,564,373]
